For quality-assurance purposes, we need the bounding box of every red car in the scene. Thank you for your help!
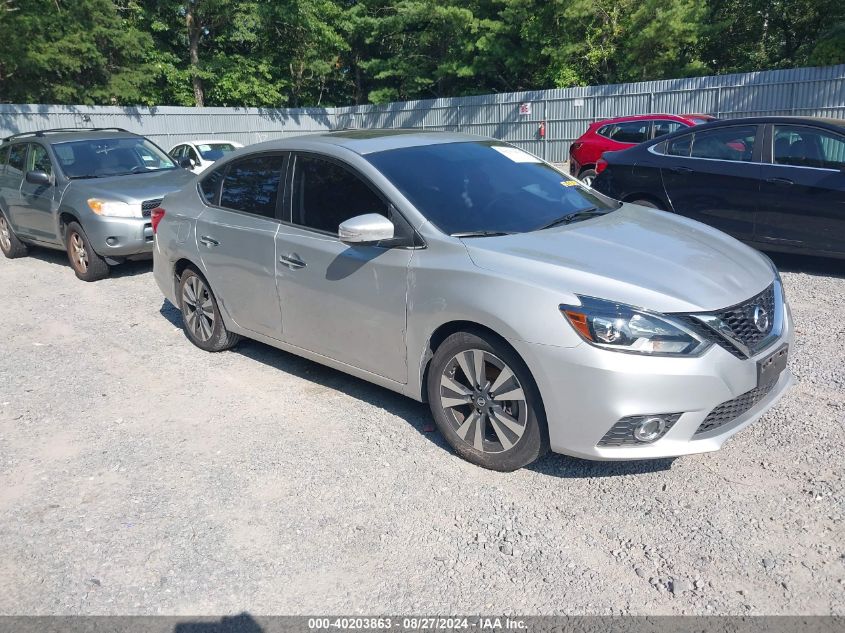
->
[569,113,715,185]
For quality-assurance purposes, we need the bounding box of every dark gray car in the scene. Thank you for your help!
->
[0,128,195,280]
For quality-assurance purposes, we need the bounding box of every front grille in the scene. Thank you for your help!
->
[694,379,778,436]
[141,198,163,218]
[678,283,777,359]
[598,413,682,447]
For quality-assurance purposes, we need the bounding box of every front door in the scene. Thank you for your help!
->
[756,123,845,255]
[275,153,412,383]
[19,143,60,241]
[660,124,762,241]
[196,153,287,340]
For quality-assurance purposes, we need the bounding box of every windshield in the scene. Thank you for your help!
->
[52,137,177,179]
[366,141,617,235]
[196,143,238,161]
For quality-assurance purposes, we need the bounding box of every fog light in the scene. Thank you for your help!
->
[106,237,117,246]
[633,417,667,443]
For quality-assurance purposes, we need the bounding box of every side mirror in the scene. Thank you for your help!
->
[25,170,52,186]
[338,213,394,245]
[178,157,195,170]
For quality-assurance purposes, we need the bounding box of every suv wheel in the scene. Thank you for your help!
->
[179,268,240,352]
[427,331,548,471]
[65,221,110,281]
[0,214,29,259]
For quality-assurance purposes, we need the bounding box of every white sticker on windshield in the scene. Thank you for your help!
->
[198,145,211,152]
[491,146,542,163]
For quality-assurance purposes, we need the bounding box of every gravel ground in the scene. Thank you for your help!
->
[0,247,843,616]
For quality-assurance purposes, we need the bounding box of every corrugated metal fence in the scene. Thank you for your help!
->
[2,64,844,163]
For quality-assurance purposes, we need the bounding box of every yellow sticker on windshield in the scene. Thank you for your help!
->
[561,180,579,187]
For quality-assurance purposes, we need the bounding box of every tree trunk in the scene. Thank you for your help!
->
[186,2,204,107]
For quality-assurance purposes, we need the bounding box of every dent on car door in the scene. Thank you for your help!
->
[757,124,845,255]
[275,153,412,383]
[195,154,286,340]
[659,125,762,241]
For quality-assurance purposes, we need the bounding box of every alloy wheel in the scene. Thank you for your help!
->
[182,275,215,342]
[0,217,11,252]
[438,349,528,454]
[69,232,88,273]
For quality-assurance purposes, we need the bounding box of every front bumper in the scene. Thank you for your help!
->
[83,216,154,257]
[512,307,794,461]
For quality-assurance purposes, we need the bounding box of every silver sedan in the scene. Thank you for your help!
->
[152,131,793,471]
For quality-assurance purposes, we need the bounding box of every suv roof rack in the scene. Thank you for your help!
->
[2,127,133,143]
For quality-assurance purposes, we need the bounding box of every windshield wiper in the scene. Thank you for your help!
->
[537,207,607,230]
[451,230,516,238]
[68,174,104,180]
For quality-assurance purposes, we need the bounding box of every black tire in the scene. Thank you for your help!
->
[65,221,110,281]
[579,169,597,186]
[427,331,549,471]
[0,212,29,259]
[178,268,240,352]
[629,198,661,210]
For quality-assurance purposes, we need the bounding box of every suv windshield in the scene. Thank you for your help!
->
[52,137,177,179]
[366,141,616,235]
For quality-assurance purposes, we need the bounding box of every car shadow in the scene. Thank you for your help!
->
[159,299,678,480]
[20,243,152,278]
[766,251,845,279]
[173,613,264,633]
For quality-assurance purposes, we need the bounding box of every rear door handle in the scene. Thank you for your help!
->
[279,254,306,269]
[669,166,694,174]
[199,236,219,247]
[766,177,794,185]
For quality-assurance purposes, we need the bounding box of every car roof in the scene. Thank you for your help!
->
[184,139,243,145]
[670,115,845,132]
[2,129,141,145]
[245,129,490,156]
[593,113,714,126]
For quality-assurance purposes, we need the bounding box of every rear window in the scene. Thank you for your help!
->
[219,154,285,218]
[7,144,28,177]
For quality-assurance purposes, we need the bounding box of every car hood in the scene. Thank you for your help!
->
[462,204,775,313]
[71,169,196,203]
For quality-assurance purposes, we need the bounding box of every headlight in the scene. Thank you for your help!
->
[561,296,710,356]
[87,199,142,218]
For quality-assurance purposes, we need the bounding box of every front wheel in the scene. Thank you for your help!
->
[65,221,109,281]
[427,331,548,471]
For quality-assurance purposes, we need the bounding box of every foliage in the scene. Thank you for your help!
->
[0,0,843,107]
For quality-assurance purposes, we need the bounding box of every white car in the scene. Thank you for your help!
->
[169,140,243,174]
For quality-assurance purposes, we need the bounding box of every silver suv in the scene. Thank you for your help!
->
[153,130,793,471]
[0,128,195,280]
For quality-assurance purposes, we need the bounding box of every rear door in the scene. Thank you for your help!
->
[660,124,762,241]
[19,143,60,241]
[756,123,845,255]
[195,153,287,340]
[274,153,412,382]
[2,144,31,236]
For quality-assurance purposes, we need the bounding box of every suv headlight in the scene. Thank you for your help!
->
[87,199,142,218]
[561,296,710,356]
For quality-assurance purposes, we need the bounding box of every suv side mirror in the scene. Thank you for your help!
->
[338,213,394,245]
[178,157,195,170]
[25,170,52,186]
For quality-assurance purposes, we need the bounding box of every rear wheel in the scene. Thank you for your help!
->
[65,221,109,281]
[427,331,548,471]
[179,268,240,352]
[629,199,662,210]
[579,169,597,186]
[0,213,29,259]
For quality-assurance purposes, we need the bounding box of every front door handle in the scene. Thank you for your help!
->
[279,254,306,269]
[766,177,794,186]
[199,235,219,247]
[669,166,694,174]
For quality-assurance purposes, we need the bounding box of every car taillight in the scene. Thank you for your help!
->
[150,207,166,234]
[596,157,609,174]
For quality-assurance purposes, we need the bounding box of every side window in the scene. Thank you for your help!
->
[199,167,225,205]
[28,144,53,175]
[652,120,686,139]
[219,154,285,218]
[170,145,185,159]
[666,134,693,157]
[186,146,200,164]
[291,155,388,234]
[773,125,845,170]
[7,144,28,178]
[0,145,9,174]
[689,126,756,162]
[599,121,650,144]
